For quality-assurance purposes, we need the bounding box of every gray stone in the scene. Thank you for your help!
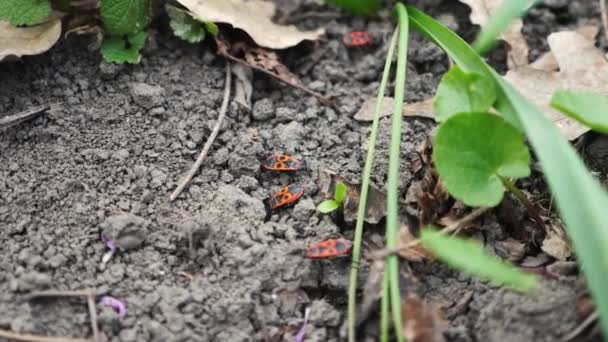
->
[101,213,149,251]
[252,98,275,121]
[129,82,165,109]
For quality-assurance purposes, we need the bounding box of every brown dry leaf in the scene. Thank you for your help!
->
[354,97,435,122]
[216,38,332,105]
[402,294,448,342]
[495,238,526,262]
[505,28,608,140]
[0,20,62,61]
[398,224,434,262]
[541,224,572,261]
[176,0,324,49]
[458,0,528,68]
[357,259,384,327]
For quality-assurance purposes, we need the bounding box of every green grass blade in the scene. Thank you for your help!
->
[550,90,608,134]
[347,26,398,342]
[420,228,538,292]
[473,0,538,54]
[408,6,608,335]
[326,0,380,16]
[384,4,408,341]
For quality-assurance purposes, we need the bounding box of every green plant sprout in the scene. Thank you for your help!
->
[318,181,347,213]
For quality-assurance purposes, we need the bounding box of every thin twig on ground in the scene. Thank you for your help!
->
[371,206,492,259]
[27,289,93,299]
[86,293,100,342]
[561,310,598,342]
[0,103,60,129]
[170,63,232,202]
[0,330,91,342]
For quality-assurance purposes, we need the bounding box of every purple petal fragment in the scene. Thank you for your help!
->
[100,234,118,267]
[100,296,127,318]
[294,308,310,342]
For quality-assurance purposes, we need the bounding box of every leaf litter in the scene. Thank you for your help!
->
[176,0,324,49]
[0,20,62,61]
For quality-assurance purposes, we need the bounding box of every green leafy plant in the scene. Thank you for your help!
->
[550,90,608,134]
[420,228,538,292]
[100,0,151,64]
[433,112,531,207]
[318,181,347,213]
[433,66,496,121]
[0,0,50,26]
[166,4,218,44]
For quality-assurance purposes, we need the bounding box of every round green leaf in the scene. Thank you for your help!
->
[433,66,497,122]
[318,200,339,213]
[334,181,347,204]
[433,112,530,206]
[101,0,151,36]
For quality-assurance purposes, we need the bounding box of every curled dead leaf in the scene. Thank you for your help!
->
[541,226,572,261]
[0,20,62,61]
[402,294,448,342]
[354,97,435,122]
[176,0,324,49]
[232,63,253,111]
[457,0,528,68]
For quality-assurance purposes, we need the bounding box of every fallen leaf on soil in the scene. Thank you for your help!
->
[216,38,332,105]
[318,170,386,224]
[504,28,608,140]
[541,225,572,261]
[402,294,448,342]
[354,97,435,122]
[232,63,253,111]
[457,0,528,68]
[176,0,324,49]
[357,259,384,327]
[529,25,598,71]
[495,238,526,262]
[0,20,61,61]
[398,223,434,262]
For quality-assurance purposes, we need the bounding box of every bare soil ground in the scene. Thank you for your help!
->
[0,1,605,341]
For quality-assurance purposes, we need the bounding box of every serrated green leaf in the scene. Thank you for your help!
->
[0,0,50,26]
[326,0,380,16]
[434,66,496,122]
[420,228,538,292]
[334,182,347,204]
[318,200,339,213]
[433,112,530,207]
[101,31,147,64]
[550,90,608,134]
[166,4,205,43]
[101,0,150,36]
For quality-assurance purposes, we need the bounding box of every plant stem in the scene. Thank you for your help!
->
[380,272,390,342]
[499,176,544,227]
[347,27,399,342]
[385,3,409,342]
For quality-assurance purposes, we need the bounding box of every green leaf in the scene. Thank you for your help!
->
[326,0,380,16]
[205,22,219,36]
[101,31,147,64]
[408,5,608,336]
[550,90,608,134]
[166,4,205,43]
[420,228,538,292]
[318,200,339,213]
[433,66,496,121]
[334,182,347,204]
[101,0,150,36]
[0,0,50,26]
[473,0,538,54]
[433,112,530,207]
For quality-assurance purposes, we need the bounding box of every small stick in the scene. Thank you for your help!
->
[371,206,491,259]
[0,103,58,129]
[561,310,598,342]
[170,63,232,201]
[0,329,90,342]
[601,0,608,44]
[86,293,100,342]
[27,289,93,299]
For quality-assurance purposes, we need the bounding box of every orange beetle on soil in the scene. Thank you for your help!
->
[307,238,353,259]
[342,31,373,47]
[266,183,304,210]
[261,154,303,172]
